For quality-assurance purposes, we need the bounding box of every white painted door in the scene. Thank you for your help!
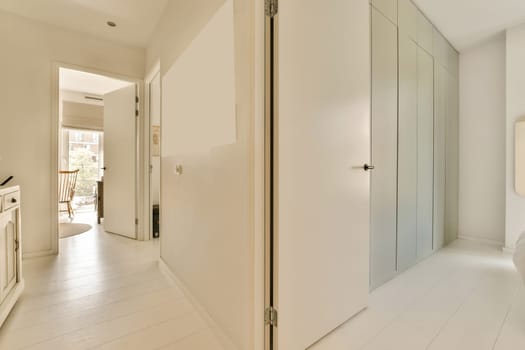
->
[103,85,137,239]
[276,0,371,348]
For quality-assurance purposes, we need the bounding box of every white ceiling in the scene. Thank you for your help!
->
[3,0,524,52]
[414,0,525,51]
[60,68,132,96]
[0,0,168,48]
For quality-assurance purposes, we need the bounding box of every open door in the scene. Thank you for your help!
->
[267,0,371,349]
[103,84,137,239]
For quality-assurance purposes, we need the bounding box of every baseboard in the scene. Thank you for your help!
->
[458,235,505,248]
[158,259,238,350]
[22,248,57,259]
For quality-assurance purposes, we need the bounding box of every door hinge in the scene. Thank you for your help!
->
[135,109,139,117]
[265,0,278,17]
[136,96,139,103]
[135,218,139,225]
[265,307,278,327]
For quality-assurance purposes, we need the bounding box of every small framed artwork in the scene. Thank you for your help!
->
[152,125,161,157]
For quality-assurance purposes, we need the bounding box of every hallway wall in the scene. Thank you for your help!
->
[146,0,225,77]
[459,34,506,245]
[506,23,525,249]
[146,1,258,349]
[0,10,144,257]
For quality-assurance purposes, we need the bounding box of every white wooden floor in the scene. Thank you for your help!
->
[2,217,524,350]
[311,239,525,350]
[0,213,224,350]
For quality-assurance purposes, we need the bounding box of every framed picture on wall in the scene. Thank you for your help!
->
[152,125,161,157]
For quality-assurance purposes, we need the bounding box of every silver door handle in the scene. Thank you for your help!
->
[363,164,375,171]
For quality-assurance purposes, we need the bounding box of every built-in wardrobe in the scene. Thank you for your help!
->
[370,0,459,289]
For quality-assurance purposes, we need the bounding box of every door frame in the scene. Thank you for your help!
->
[143,62,161,242]
[264,4,278,350]
[51,62,145,254]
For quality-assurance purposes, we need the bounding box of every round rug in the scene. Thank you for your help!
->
[59,223,92,238]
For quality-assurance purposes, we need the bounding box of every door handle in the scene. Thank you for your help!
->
[363,164,375,171]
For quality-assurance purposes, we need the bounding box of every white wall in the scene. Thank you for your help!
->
[147,1,258,350]
[459,34,506,245]
[0,10,144,256]
[146,0,224,76]
[506,23,525,249]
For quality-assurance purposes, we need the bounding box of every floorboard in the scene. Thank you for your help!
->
[0,213,224,350]
[310,240,524,350]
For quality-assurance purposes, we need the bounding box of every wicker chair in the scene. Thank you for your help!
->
[59,170,79,218]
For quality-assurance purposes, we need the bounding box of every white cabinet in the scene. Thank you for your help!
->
[433,28,449,69]
[445,74,460,243]
[0,210,17,301]
[417,11,433,54]
[371,0,398,25]
[371,0,460,289]
[0,186,23,327]
[397,35,418,272]
[398,0,417,40]
[434,63,448,250]
[448,44,459,77]
[417,48,434,259]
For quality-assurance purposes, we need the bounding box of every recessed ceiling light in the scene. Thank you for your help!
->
[107,21,117,27]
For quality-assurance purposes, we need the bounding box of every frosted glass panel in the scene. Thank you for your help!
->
[516,120,525,196]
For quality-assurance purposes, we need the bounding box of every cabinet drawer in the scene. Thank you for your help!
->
[3,191,20,211]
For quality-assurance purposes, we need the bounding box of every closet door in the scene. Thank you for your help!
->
[371,0,398,24]
[434,63,447,250]
[398,0,417,41]
[370,7,398,288]
[397,35,418,272]
[446,72,460,243]
[417,48,434,259]
[417,10,433,55]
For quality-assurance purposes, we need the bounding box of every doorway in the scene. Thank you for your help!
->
[146,67,161,241]
[53,65,141,247]
[60,128,103,216]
